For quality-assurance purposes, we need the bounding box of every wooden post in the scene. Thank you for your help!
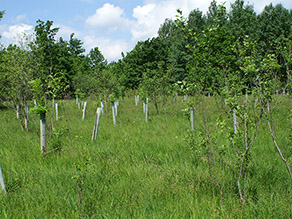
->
[40,112,47,153]
[92,108,102,141]
[55,103,58,121]
[82,101,87,120]
[190,106,194,130]
[143,101,146,113]
[112,102,116,125]
[0,165,6,194]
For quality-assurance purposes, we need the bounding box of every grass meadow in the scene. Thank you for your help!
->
[0,95,292,218]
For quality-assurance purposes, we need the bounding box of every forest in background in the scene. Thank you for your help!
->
[0,0,292,106]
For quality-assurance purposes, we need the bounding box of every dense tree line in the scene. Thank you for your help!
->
[0,18,113,105]
[121,0,292,96]
[1,0,292,105]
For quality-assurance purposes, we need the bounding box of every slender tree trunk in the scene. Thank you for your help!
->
[263,109,292,180]
[104,93,108,113]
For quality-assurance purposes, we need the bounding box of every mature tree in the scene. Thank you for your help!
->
[88,47,107,72]
[188,4,237,94]
[257,4,292,54]
[228,0,257,40]
[122,41,147,90]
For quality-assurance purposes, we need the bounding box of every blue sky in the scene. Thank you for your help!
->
[1,0,291,61]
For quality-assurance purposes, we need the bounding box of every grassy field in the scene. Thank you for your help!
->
[0,95,291,218]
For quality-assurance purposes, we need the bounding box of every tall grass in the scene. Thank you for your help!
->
[0,95,291,218]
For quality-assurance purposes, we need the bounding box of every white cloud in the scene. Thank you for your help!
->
[131,0,215,42]
[248,0,292,13]
[85,3,132,32]
[55,24,81,40]
[2,24,34,43]
[14,14,29,23]
[83,35,129,61]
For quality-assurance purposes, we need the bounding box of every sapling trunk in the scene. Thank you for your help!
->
[202,95,225,214]
[104,93,108,113]
[50,100,54,135]
[0,165,6,194]
[40,112,47,153]
[263,109,292,180]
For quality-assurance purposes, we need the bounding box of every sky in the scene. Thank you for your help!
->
[0,0,291,61]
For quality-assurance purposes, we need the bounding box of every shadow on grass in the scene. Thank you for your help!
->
[0,104,11,110]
